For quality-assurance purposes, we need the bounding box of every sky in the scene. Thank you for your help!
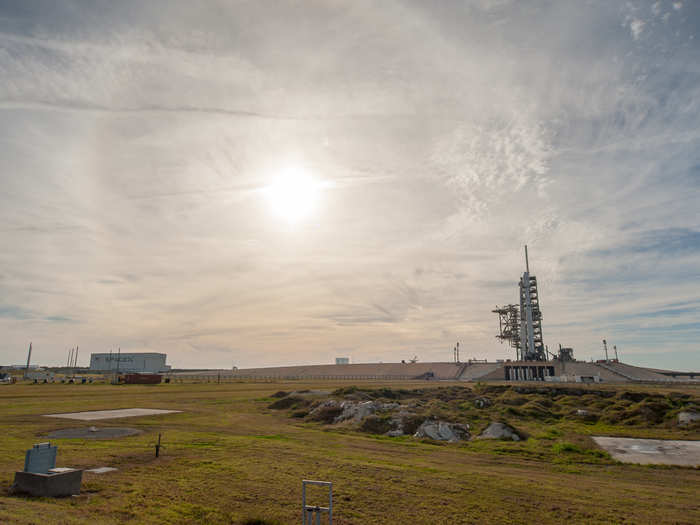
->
[0,0,699,370]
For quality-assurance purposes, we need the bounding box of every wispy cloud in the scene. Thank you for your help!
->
[0,1,698,369]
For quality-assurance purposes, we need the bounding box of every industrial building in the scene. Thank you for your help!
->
[89,352,170,373]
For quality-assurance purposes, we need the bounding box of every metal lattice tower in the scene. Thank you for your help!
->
[492,305,521,359]
[494,246,546,361]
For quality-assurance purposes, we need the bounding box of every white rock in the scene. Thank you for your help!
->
[678,411,699,426]
[414,420,469,442]
[478,422,521,441]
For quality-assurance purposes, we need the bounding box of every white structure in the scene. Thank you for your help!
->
[89,352,170,373]
[335,357,350,365]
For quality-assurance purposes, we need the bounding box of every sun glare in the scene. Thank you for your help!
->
[264,166,319,224]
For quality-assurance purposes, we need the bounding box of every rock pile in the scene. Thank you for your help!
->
[413,420,470,442]
[308,400,400,424]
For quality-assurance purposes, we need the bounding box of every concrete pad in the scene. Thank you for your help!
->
[85,467,118,474]
[43,408,181,420]
[593,436,700,466]
[47,427,141,439]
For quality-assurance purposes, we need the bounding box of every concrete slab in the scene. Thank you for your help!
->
[43,408,181,421]
[47,427,141,439]
[593,436,700,466]
[85,467,118,474]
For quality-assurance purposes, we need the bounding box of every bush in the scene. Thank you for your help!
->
[522,400,556,420]
[401,415,425,435]
[268,396,307,410]
[308,404,344,423]
[499,393,530,406]
[360,415,393,434]
[333,386,359,396]
[552,442,583,454]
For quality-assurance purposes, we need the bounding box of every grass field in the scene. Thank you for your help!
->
[0,380,699,524]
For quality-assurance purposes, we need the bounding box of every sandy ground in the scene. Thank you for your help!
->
[593,436,700,466]
[43,408,181,420]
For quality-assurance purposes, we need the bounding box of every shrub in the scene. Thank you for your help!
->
[308,404,344,423]
[268,396,307,410]
[360,415,393,434]
[552,442,583,454]
[401,415,425,435]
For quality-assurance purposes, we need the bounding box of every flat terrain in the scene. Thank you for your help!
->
[0,381,698,524]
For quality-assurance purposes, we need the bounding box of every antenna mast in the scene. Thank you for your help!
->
[525,245,530,273]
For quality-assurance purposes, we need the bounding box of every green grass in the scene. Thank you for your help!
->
[0,380,698,524]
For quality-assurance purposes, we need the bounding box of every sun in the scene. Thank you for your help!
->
[263,165,320,224]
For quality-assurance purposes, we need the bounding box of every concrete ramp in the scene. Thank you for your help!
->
[217,362,464,380]
[595,362,681,382]
[458,363,504,381]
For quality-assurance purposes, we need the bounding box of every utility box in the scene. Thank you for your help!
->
[13,469,83,497]
[12,443,82,497]
[335,357,349,365]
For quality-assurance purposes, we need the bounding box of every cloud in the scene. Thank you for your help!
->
[0,305,33,320]
[0,1,698,369]
[44,315,76,323]
[629,18,646,40]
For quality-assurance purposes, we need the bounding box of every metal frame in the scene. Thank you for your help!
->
[302,480,332,525]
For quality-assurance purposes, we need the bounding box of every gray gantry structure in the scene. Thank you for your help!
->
[493,246,546,361]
